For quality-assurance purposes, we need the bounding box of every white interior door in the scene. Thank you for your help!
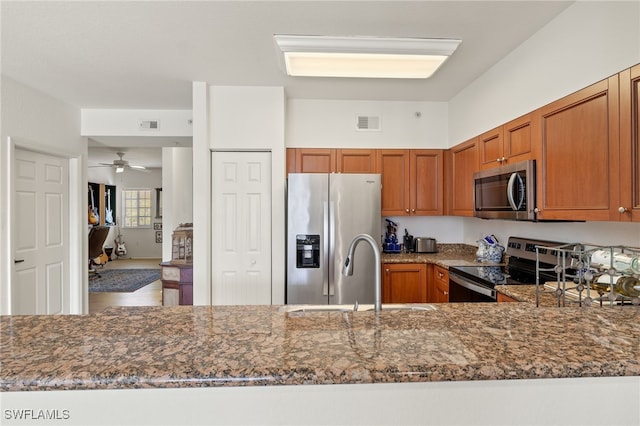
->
[211,152,271,305]
[13,148,69,314]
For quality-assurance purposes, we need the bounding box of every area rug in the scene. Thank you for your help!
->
[89,269,161,293]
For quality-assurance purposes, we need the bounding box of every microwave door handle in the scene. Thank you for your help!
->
[506,172,525,211]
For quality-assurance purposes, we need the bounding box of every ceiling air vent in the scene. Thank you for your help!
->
[139,120,160,131]
[356,115,381,131]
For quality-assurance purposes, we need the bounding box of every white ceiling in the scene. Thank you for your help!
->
[2,1,574,167]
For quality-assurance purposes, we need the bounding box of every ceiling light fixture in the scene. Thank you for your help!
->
[115,166,124,173]
[274,35,461,79]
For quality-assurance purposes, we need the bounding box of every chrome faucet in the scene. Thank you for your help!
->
[343,233,382,312]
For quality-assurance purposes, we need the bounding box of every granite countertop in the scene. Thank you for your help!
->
[2,303,639,392]
[381,243,485,267]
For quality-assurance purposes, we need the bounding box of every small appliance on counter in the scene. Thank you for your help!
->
[415,237,437,253]
[403,229,414,253]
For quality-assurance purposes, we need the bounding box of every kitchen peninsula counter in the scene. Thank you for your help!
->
[2,303,639,393]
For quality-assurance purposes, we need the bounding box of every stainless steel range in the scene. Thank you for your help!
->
[448,236,568,302]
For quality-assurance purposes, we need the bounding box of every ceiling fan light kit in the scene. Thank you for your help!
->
[92,152,148,173]
[273,35,461,79]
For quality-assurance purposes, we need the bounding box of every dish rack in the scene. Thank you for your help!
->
[534,242,640,307]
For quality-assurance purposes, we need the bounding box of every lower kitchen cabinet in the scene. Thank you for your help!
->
[497,293,518,303]
[432,265,449,303]
[382,263,427,303]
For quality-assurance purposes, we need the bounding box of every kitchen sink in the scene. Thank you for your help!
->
[279,303,437,313]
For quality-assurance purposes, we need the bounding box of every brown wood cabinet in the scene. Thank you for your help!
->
[382,263,427,303]
[446,138,479,216]
[336,149,378,173]
[410,150,444,215]
[431,265,449,303]
[619,64,640,222]
[497,292,518,303]
[378,149,443,216]
[478,113,536,170]
[286,148,377,174]
[290,148,336,173]
[536,75,620,221]
[378,150,411,216]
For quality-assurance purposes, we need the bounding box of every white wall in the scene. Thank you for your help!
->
[0,76,85,314]
[161,147,193,262]
[448,1,640,144]
[287,100,448,148]
[81,109,193,137]
[193,86,286,305]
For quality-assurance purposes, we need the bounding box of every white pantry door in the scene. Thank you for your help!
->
[211,152,272,305]
[13,149,69,314]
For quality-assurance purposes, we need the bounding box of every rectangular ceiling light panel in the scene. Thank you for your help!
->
[274,35,461,79]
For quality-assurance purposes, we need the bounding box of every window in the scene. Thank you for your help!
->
[122,189,152,228]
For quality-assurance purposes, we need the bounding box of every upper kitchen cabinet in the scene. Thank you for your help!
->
[478,113,536,171]
[536,75,620,221]
[378,149,411,216]
[286,148,377,174]
[289,148,336,173]
[410,150,444,215]
[336,149,377,173]
[378,149,443,216]
[446,137,479,216]
[619,64,640,222]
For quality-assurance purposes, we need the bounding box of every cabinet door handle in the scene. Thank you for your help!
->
[618,206,629,214]
[405,208,410,213]
[411,209,415,213]
[385,269,390,273]
[444,291,449,295]
[14,259,25,264]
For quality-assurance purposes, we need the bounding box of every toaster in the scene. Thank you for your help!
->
[414,237,437,253]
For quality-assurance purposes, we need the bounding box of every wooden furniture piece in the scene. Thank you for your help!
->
[160,262,193,305]
[162,223,194,306]
[497,293,518,303]
[536,75,620,221]
[382,263,427,303]
[377,149,443,216]
[619,63,640,222]
[446,138,478,217]
[286,148,377,174]
[478,113,536,171]
[432,265,449,303]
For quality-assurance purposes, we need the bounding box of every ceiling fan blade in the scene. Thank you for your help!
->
[129,165,146,170]
[98,162,114,166]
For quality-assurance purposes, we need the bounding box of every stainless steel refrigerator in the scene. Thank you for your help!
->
[286,173,381,305]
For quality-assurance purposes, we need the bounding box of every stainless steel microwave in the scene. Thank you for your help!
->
[473,160,536,221]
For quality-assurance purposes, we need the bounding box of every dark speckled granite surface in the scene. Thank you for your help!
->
[2,303,639,392]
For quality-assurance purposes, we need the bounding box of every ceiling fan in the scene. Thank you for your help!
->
[93,152,148,173]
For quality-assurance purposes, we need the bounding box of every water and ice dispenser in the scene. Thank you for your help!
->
[296,234,320,268]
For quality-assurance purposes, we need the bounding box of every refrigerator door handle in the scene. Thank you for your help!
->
[322,201,330,296]
[328,201,336,296]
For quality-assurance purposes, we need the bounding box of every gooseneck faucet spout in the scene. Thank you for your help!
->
[343,233,382,312]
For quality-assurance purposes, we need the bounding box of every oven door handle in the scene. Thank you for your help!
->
[450,273,497,299]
